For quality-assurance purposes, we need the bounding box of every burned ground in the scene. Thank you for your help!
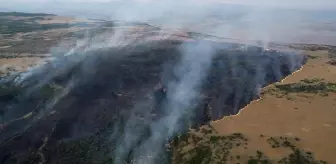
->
[0,40,306,163]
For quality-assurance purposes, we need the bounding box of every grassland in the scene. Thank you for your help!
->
[0,12,69,36]
[172,47,336,163]
[0,12,96,75]
[171,126,327,164]
[1,12,336,164]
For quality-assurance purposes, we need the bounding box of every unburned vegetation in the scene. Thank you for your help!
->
[171,129,327,164]
[262,78,336,99]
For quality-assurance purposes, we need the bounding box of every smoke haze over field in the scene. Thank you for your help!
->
[2,0,336,45]
[0,0,328,164]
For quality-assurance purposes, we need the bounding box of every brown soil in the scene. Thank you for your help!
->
[0,57,44,75]
[36,16,96,25]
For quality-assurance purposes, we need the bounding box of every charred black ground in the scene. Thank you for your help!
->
[0,40,306,164]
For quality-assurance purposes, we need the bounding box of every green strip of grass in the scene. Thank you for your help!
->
[275,81,336,94]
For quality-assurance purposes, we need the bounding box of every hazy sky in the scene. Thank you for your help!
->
[2,0,336,11]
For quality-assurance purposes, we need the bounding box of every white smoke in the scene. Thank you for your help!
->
[0,0,315,163]
[113,41,216,164]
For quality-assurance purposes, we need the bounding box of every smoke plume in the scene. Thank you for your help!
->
[0,1,312,164]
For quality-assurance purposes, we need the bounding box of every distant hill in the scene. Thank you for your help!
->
[0,12,69,36]
[0,8,12,12]
[0,12,54,17]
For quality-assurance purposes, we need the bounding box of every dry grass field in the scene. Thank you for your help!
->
[172,48,336,164]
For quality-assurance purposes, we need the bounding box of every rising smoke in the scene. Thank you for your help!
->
[0,1,310,164]
[113,41,216,164]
